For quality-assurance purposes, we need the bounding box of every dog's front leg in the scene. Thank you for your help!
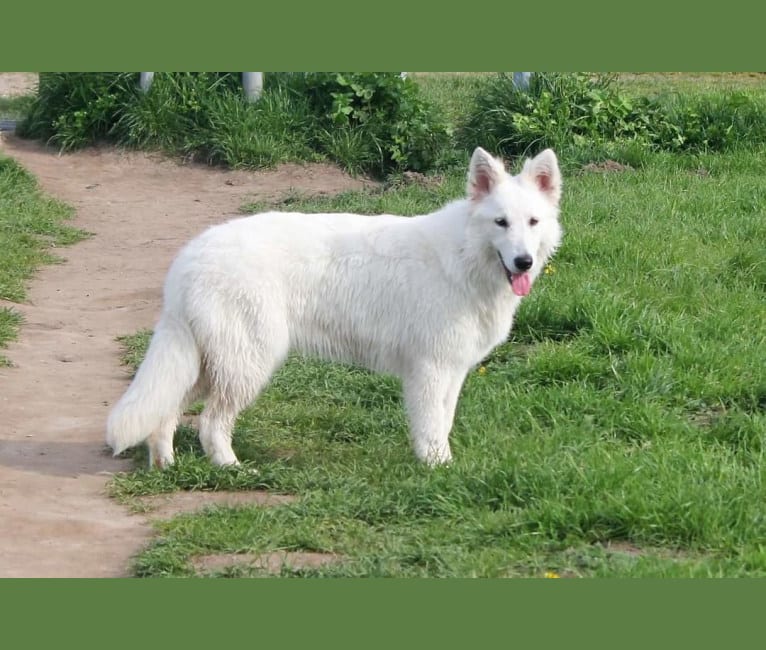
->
[403,367,466,466]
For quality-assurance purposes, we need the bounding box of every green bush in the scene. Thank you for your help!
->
[18,72,139,150]
[458,72,650,157]
[18,72,453,177]
[115,73,317,167]
[649,91,766,152]
[283,72,453,175]
[458,72,766,162]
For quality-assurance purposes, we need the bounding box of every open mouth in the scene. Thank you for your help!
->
[498,253,531,297]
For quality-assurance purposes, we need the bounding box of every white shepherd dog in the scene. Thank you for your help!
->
[107,147,563,468]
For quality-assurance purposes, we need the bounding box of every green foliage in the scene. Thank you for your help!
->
[18,72,139,150]
[271,72,452,176]
[649,91,766,152]
[458,72,647,157]
[18,72,452,177]
[21,71,766,178]
[459,72,766,163]
[0,94,34,120]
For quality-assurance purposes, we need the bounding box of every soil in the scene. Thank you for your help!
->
[580,160,635,174]
[190,551,343,576]
[0,73,374,577]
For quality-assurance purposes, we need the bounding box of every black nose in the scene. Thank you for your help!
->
[514,254,533,272]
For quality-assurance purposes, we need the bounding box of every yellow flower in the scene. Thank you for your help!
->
[543,571,561,579]
[478,366,487,375]
[544,264,556,275]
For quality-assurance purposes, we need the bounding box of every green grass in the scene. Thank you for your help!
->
[110,142,766,577]
[616,72,766,97]
[0,155,87,364]
[411,72,492,130]
[0,95,34,121]
[18,72,452,178]
[17,72,766,181]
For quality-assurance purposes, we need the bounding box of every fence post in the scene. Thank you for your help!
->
[242,73,264,101]
[512,72,532,90]
[139,72,154,93]
[140,72,264,100]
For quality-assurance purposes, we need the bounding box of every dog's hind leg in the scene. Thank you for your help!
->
[198,393,247,467]
[197,324,289,467]
[147,417,179,469]
[147,371,210,468]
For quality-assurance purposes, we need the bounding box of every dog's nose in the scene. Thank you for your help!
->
[514,254,533,272]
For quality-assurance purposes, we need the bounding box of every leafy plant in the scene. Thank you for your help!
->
[18,72,453,177]
[284,72,453,176]
[18,72,139,150]
[458,72,656,159]
[458,72,766,163]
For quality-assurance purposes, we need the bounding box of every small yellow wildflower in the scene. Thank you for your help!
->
[543,571,561,579]
[544,264,556,275]
[478,366,487,375]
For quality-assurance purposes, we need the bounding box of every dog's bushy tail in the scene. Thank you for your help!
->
[106,316,200,455]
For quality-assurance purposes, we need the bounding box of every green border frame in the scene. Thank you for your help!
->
[3,4,765,647]
[4,579,766,645]
[0,2,762,70]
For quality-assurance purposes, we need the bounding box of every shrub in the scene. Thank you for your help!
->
[115,73,317,167]
[18,72,138,150]
[271,72,453,176]
[649,91,766,152]
[18,72,453,177]
[457,73,650,157]
[458,72,766,163]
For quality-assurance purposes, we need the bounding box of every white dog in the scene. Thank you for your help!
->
[107,147,563,468]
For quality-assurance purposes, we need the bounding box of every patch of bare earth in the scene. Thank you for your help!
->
[135,491,297,518]
[0,133,374,577]
[191,551,343,576]
[0,72,38,98]
[581,160,634,173]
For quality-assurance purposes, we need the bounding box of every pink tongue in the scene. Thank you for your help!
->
[511,272,531,297]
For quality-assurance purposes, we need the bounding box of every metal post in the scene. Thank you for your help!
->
[139,72,155,93]
[512,72,532,91]
[241,72,264,101]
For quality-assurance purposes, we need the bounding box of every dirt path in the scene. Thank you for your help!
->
[0,131,372,577]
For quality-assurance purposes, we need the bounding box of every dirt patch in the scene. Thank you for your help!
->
[0,132,374,577]
[191,551,343,576]
[601,540,646,557]
[581,160,635,174]
[0,72,38,98]
[136,490,297,518]
[392,170,444,189]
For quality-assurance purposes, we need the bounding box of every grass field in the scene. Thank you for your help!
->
[111,135,766,577]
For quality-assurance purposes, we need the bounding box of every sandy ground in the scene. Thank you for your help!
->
[0,72,38,97]
[0,73,373,576]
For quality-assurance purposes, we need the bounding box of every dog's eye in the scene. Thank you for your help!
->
[494,218,509,228]
[529,217,539,226]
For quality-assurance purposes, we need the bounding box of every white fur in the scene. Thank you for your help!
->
[106,148,563,468]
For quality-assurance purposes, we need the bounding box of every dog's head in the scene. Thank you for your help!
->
[466,147,563,296]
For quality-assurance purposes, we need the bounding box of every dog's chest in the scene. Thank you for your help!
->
[464,296,517,361]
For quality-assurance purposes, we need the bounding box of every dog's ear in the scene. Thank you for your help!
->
[467,147,506,201]
[521,149,562,207]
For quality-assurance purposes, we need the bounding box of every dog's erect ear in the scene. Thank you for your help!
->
[521,149,562,207]
[467,147,506,201]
